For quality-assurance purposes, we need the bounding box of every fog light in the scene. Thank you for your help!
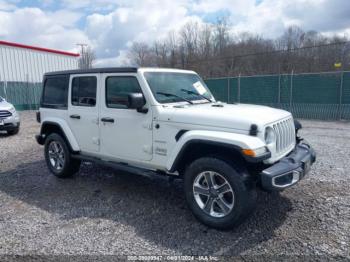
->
[272,170,300,188]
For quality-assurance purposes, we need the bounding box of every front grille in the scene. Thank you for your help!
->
[0,110,12,119]
[272,117,295,155]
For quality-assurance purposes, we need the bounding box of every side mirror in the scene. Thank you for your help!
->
[127,93,146,110]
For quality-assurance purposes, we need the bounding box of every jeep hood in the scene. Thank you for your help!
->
[158,103,291,131]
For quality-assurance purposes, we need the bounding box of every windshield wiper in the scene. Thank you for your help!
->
[156,92,194,104]
[180,89,213,103]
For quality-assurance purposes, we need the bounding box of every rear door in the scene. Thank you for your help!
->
[68,74,100,153]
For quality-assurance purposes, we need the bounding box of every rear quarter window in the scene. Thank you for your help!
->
[41,75,69,109]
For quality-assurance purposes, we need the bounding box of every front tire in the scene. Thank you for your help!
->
[7,127,19,135]
[44,133,81,178]
[184,157,257,229]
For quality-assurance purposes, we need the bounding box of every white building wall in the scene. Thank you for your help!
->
[0,44,78,83]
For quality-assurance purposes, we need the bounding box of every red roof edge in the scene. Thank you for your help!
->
[0,40,80,57]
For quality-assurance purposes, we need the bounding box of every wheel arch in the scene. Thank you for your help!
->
[167,130,267,174]
[39,120,80,152]
[168,140,249,175]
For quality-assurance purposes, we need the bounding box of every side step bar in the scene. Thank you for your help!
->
[71,154,178,180]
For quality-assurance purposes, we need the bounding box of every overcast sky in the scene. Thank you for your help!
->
[1,0,350,66]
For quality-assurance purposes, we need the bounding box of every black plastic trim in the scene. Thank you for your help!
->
[37,121,77,152]
[246,151,272,163]
[249,124,258,136]
[35,134,45,145]
[175,130,188,141]
[71,154,176,179]
[169,139,271,172]
[36,111,41,123]
[260,142,316,191]
[45,67,138,77]
[294,119,302,132]
[0,122,20,131]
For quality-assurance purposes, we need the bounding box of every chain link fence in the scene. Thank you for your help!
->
[205,71,350,120]
[1,71,350,120]
[0,81,42,110]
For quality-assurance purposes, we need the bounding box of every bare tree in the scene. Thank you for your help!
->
[128,42,153,66]
[127,21,349,77]
[78,45,95,69]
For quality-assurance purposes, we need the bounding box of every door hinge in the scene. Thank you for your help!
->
[142,122,153,130]
[143,145,153,154]
[93,137,100,145]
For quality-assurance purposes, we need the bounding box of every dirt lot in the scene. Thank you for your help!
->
[0,111,349,260]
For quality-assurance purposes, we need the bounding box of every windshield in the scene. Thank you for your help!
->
[144,72,214,104]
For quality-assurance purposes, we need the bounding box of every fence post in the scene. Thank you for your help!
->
[4,81,7,100]
[26,73,32,111]
[278,73,281,106]
[290,70,294,112]
[238,73,241,103]
[32,83,36,110]
[227,77,230,103]
[338,71,344,120]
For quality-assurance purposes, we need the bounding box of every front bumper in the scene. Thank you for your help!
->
[0,112,20,131]
[260,142,316,191]
[0,122,20,131]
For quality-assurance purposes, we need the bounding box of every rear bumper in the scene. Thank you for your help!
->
[260,142,316,191]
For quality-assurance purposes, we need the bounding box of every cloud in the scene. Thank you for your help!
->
[208,0,350,38]
[0,0,17,11]
[0,7,89,52]
[1,0,350,66]
[85,0,202,65]
[60,0,120,12]
[85,0,350,66]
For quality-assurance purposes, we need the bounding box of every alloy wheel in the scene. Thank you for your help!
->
[193,171,235,218]
[48,141,65,171]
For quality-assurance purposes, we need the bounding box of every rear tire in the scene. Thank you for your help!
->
[44,133,81,178]
[7,127,19,135]
[184,157,257,230]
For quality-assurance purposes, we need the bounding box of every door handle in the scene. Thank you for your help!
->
[101,117,115,123]
[70,114,81,119]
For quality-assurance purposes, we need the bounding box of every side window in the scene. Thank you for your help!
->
[71,76,97,107]
[106,76,142,109]
[42,75,69,108]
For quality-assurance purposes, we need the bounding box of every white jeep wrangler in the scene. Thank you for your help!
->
[36,67,316,229]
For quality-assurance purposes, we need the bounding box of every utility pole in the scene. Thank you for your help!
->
[76,43,88,55]
[76,43,88,69]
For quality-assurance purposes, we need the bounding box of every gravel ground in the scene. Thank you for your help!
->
[0,111,349,260]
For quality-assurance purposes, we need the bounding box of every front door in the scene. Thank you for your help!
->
[68,74,100,153]
[99,74,153,161]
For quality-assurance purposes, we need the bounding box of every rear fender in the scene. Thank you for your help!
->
[40,118,80,151]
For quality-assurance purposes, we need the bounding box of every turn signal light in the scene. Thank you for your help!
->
[242,149,256,157]
[242,147,267,157]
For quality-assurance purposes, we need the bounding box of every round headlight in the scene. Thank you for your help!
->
[265,127,276,145]
[9,106,16,114]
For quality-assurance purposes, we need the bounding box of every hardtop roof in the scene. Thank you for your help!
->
[44,67,196,77]
[44,67,138,76]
